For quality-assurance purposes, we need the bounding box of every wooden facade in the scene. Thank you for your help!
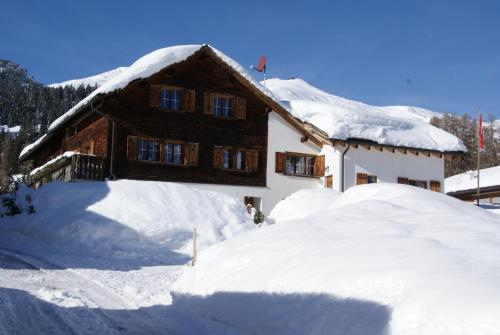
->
[25,48,274,187]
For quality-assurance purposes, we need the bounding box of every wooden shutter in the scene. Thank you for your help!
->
[204,92,214,115]
[182,89,196,112]
[356,173,368,185]
[127,136,138,160]
[149,85,161,108]
[187,143,199,166]
[326,175,333,188]
[430,180,441,192]
[313,155,325,177]
[235,97,247,119]
[398,177,409,185]
[213,146,224,168]
[246,150,259,172]
[275,152,285,173]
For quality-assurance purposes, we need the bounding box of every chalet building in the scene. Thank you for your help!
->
[20,45,466,215]
[445,166,500,204]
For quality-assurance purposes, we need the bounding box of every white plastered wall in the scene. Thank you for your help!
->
[340,145,445,191]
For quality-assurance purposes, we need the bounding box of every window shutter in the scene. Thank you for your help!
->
[204,92,214,115]
[246,150,259,172]
[275,152,285,173]
[187,143,199,166]
[398,177,409,185]
[430,180,441,192]
[127,136,138,160]
[235,97,247,119]
[314,155,325,177]
[213,146,223,168]
[356,173,368,185]
[149,85,161,108]
[182,89,196,113]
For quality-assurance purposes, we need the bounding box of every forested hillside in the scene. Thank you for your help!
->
[0,60,95,187]
[431,114,500,177]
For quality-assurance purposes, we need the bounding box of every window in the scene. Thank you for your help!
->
[236,150,246,171]
[214,96,233,118]
[164,143,184,164]
[223,149,233,169]
[214,147,258,172]
[138,139,159,161]
[160,88,181,111]
[285,154,315,176]
[409,179,427,189]
[356,173,377,185]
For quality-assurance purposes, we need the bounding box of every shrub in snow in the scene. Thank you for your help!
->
[253,210,265,225]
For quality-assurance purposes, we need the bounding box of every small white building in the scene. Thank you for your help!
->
[445,166,500,204]
[20,45,466,215]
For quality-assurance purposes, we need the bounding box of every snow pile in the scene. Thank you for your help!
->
[0,180,253,265]
[264,78,465,152]
[48,67,127,89]
[268,187,341,223]
[445,165,500,192]
[173,184,500,335]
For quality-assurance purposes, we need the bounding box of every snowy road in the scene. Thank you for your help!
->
[0,247,180,334]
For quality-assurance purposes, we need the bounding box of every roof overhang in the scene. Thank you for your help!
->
[330,138,467,159]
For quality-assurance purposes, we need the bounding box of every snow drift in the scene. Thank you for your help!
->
[264,78,465,152]
[173,184,500,335]
[0,180,253,268]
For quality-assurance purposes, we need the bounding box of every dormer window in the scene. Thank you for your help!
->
[160,88,181,111]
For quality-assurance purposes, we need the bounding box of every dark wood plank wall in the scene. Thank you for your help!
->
[102,52,268,186]
[63,115,108,156]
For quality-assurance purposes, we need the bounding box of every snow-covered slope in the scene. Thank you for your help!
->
[264,78,465,152]
[445,165,500,193]
[173,184,500,335]
[48,67,127,89]
[0,180,253,264]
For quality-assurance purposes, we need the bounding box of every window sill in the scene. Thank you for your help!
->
[283,173,319,179]
[219,168,253,174]
[134,159,191,167]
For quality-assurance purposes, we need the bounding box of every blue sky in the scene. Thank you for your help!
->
[2,0,499,118]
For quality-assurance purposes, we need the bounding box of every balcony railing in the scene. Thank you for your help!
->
[29,153,106,188]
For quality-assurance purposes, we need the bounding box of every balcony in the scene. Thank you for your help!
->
[29,153,106,188]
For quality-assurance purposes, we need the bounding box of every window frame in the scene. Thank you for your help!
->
[284,152,317,177]
[213,94,235,119]
[160,87,182,111]
[409,179,428,189]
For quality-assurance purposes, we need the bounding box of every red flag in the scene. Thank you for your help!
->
[479,113,484,150]
[253,56,266,73]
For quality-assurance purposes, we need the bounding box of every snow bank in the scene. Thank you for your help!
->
[265,78,465,152]
[445,165,500,193]
[268,187,341,223]
[0,180,253,266]
[173,184,500,335]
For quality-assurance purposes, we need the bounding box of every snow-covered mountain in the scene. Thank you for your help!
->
[48,67,127,89]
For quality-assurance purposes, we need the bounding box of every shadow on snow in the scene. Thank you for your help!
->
[0,287,391,335]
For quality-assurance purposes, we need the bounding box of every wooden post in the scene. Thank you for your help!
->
[192,227,197,266]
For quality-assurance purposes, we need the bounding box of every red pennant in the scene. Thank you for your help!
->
[479,113,484,150]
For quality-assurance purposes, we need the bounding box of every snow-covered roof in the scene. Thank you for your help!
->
[445,165,500,193]
[20,44,283,160]
[48,67,128,89]
[264,78,466,152]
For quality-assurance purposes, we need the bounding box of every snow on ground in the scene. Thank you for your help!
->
[264,78,465,152]
[0,180,254,334]
[48,67,127,89]
[173,184,500,335]
[445,165,500,192]
[268,187,341,223]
